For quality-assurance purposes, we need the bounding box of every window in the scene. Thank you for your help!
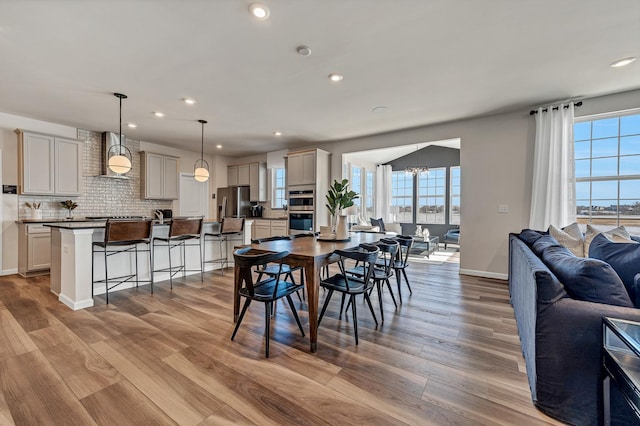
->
[272,168,286,209]
[574,112,640,235]
[450,166,461,225]
[391,171,413,222]
[365,170,375,217]
[351,166,362,208]
[416,167,446,224]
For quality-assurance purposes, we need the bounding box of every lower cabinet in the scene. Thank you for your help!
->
[18,223,51,276]
[252,219,288,240]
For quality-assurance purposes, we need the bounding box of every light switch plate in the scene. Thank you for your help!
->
[498,204,509,213]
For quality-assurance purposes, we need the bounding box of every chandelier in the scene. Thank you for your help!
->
[404,165,429,176]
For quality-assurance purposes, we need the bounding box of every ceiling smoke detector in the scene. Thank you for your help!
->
[296,46,311,56]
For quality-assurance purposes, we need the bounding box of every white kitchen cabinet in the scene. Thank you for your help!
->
[17,130,82,196]
[288,151,317,186]
[141,151,179,200]
[249,162,266,201]
[238,164,250,186]
[228,165,238,186]
[270,220,288,237]
[18,223,51,276]
[252,219,288,240]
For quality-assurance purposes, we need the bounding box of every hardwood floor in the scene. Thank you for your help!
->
[0,254,563,425]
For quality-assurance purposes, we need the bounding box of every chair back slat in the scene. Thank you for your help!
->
[221,217,245,234]
[170,217,203,237]
[104,220,152,244]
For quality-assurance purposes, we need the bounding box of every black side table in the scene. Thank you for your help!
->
[602,317,640,425]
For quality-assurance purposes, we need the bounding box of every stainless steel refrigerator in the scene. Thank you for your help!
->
[216,186,251,220]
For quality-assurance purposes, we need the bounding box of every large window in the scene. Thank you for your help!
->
[351,166,362,208]
[391,171,413,222]
[365,170,375,217]
[272,168,286,209]
[416,168,446,224]
[574,112,640,234]
[450,166,461,225]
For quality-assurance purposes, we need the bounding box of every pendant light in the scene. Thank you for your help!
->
[107,93,132,174]
[194,119,210,182]
[404,144,429,176]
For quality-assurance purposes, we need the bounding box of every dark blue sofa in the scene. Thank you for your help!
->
[509,233,640,425]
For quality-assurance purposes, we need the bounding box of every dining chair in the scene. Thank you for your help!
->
[347,238,399,322]
[92,219,153,304]
[251,235,306,302]
[152,217,203,288]
[379,235,414,303]
[318,244,380,345]
[232,247,305,358]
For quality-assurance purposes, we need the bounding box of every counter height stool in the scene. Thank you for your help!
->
[92,219,153,304]
[152,217,203,288]
[202,217,245,275]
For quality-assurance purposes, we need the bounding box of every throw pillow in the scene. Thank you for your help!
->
[549,223,584,257]
[518,229,546,246]
[531,234,563,257]
[634,273,640,308]
[370,217,386,232]
[589,233,640,305]
[541,245,633,307]
[584,224,633,257]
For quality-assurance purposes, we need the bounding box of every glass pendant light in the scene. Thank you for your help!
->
[107,93,132,174]
[194,119,210,182]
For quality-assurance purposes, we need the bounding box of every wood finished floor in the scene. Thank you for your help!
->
[0,254,563,425]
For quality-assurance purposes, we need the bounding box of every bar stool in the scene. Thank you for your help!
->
[152,217,203,288]
[91,219,153,304]
[202,217,245,275]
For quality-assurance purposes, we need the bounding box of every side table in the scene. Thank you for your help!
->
[602,317,640,425]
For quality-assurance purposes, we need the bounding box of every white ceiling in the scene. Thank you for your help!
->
[0,1,638,157]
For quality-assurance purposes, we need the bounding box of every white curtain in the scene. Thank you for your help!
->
[375,165,392,223]
[529,102,576,230]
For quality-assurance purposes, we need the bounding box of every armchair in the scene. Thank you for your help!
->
[444,228,460,249]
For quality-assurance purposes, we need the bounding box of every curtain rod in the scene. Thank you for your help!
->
[529,101,582,115]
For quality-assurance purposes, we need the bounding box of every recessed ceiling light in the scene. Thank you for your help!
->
[249,2,270,19]
[611,57,637,68]
[153,112,165,117]
[296,46,311,56]
[273,131,282,136]
[127,123,137,128]
[183,98,196,105]
[372,106,388,113]
[328,73,343,82]
[216,144,222,149]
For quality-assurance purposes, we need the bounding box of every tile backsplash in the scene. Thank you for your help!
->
[18,129,172,220]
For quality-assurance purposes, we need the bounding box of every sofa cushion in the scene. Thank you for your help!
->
[541,245,633,307]
[589,233,640,306]
[549,223,584,257]
[532,235,562,257]
[584,224,633,257]
[518,229,546,246]
[370,217,385,232]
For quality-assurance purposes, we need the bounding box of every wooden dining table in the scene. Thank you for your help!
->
[233,231,384,352]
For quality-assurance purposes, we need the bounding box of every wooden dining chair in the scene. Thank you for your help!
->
[318,244,379,345]
[232,247,305,357]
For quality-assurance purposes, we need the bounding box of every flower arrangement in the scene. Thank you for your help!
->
[60,200,78,219]
[25,202,41,210]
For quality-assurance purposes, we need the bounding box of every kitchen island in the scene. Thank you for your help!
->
[46,219,252,310]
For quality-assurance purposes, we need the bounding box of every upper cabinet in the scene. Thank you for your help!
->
[16,130,82,196]
[140,151,179,200]
[227,162,267,201]
[287,149,330,187]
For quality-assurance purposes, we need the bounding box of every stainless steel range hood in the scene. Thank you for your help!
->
[98,132,130,179]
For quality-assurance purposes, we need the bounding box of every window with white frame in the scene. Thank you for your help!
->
[272,168,286,209]
[574,112,640,235]
[416,167,446,224]
[365,170,375,217]
[391,171,413,222]
[351,165,362,208]
[450,166,461,225]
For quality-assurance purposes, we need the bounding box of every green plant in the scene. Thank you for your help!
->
[60,200,78,211]
[325,179,359,217]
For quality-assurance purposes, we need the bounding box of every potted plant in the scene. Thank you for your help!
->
[325,179,359,238]
[60,200,78,219]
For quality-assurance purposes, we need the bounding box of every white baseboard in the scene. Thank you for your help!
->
[0,269,18,276]
[58,294,94,311]
[459,268,508,281]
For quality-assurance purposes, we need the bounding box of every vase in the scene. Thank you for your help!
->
[336,214,349,240]
[66,209,73,220]
[30,210,42,220]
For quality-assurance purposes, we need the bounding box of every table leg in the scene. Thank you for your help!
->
[233,264,240,322]
[603,375,611,426]
[305,259,320,353]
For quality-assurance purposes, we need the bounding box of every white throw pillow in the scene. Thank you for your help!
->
[549,223,584,257]
[584,224,635,257]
